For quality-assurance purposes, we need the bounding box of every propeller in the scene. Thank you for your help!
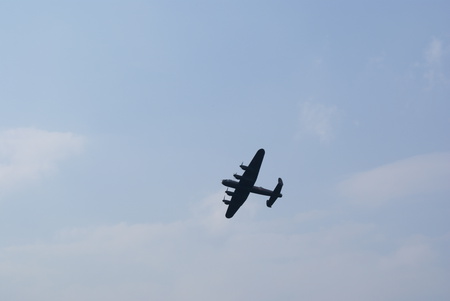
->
[239,162,248,170]
[222,195,230,205]
[222,188,231,205]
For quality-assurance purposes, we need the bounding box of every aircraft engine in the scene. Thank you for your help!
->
[240,164,248,170]
[233,173,242,180]
[225,190,234,196]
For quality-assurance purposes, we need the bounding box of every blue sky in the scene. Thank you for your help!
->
[1,1,449,300]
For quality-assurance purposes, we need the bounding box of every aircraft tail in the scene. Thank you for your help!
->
[266,178,283,208]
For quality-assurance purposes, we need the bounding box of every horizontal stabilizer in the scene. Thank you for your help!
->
[266,178,283,208]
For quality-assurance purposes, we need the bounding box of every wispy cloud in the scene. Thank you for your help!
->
[338,152,450,205]
[426,38,443,65]
[1,202,448,301]
[0,128,84,196]
[297,102,340,143]
[424,37,449,86]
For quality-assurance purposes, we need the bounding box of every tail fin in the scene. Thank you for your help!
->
[266,178,283,208]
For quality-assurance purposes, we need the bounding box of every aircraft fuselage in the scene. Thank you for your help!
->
[222,179,281,197]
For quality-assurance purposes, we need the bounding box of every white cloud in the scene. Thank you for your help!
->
[338,152,450,205]
[1,194,449,301]
[426,38,443,65]
[293,209,331,223]
[297,102,340,143]
[424,37,449,86]
[0,128,84,195]
[379,236,436,269]
[367,52,386,68]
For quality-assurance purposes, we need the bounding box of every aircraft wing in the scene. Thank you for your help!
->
[240,148,265,186]
[225,189,250,218]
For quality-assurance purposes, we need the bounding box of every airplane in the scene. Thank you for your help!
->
[221,148,283,218]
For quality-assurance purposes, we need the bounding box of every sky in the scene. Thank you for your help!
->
[1,1,449,300]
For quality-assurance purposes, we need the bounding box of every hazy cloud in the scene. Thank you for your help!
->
[0,128,84,195]
[338,152,450,205]
[424,37,449,86]
[297,102,340,143]
[1,200,448,301]
[426,38,443,65]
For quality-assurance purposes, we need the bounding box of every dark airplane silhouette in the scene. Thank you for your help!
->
[221,149,283,218]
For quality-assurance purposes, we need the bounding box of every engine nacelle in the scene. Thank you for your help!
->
[240,164,248,170]
[233,173,242,180]
[225,190,234,196]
